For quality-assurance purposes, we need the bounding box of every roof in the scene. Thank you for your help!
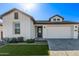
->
[0,8,35,22]
[35,15,79,24]
[49,15,64,21]
[35,21,79,24]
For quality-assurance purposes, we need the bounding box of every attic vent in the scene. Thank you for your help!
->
[14,12,18,19]
[57,19,60,21]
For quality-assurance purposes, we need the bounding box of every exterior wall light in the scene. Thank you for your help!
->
[75,30,77,31]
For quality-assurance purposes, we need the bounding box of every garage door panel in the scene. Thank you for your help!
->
[46,26,72,38]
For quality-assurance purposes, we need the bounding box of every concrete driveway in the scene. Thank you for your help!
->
[47,39,79,56]
[47,39,79,51]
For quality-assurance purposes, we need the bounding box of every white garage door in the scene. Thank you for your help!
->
[46,26,72,38]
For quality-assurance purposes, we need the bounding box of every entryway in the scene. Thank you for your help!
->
[37,26,42,38]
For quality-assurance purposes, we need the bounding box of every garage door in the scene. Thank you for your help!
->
[46,26,72,38]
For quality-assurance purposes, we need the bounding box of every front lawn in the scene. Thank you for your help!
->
[0,44,48,56]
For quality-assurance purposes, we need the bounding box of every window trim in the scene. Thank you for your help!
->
[14,22,20,34]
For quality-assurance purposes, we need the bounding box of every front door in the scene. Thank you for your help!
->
[37,26,42,38]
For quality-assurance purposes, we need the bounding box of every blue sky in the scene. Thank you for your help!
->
[0,3,79,22]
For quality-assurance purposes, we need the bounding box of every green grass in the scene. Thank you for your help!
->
[0,45,48,56]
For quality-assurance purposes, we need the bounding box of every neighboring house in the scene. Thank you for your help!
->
[0,8,79,41]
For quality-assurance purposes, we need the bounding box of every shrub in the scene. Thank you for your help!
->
[17,37,24,42]
[26,39,35,43]
[3,37,24,43]
[9,38,18,43]
[2,38,10,43]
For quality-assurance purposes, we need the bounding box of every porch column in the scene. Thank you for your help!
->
[35,26,37,38]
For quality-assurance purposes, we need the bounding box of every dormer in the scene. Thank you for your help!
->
[49,15,64,22]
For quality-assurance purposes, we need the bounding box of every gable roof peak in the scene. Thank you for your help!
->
[0,8,35,22]
[49,14,64,21]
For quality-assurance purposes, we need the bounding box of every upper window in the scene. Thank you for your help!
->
[57,19,60,21]
[53,19,56,21]
[14,12,18,19]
